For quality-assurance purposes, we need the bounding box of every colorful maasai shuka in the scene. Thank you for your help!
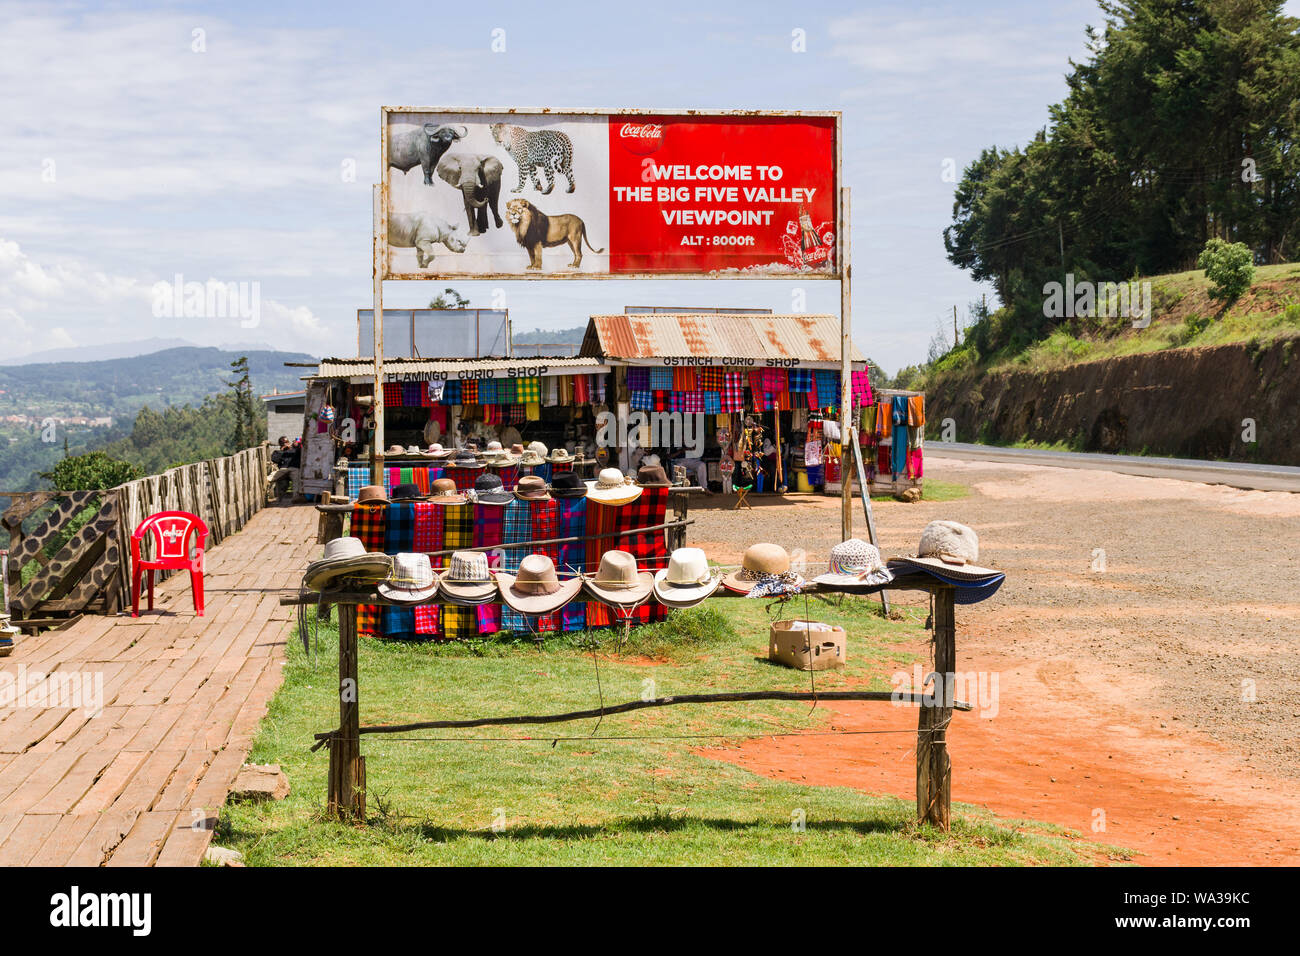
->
[649,367,672,391]
[555,496,587,631]
[383,382,403,408]
[851,370,873,407]
[788,368,812,393]
[630,390,653,411]
[517,377,541,402]
[401,382,423,407]
[385,502,415,553]
[460,379,478,404]
[612,486,669,624]
[474,502,505,635]
[499,499,533,632]
[721,372,745,412]
[347,465,368,499]
[350,502,386,637]
[478,378,498,404]
[672,367,697,391]
[683,390,704,414]
[583,499,619,629]
[380,604,415,640]
[703,391,721,414]
[627,367,650,390]
[443,466,482,492]
[441,380,461,404]
[699,366,725,391]
[412,501,444,554]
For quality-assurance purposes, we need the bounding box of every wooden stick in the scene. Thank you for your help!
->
[916,584,955,831]
[312,689,974,747]
[327,603,365,820]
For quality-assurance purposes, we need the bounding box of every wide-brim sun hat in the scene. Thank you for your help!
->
[723,542,793,594]
[550,472,587,498]
[585,468,642,505]
[497,554,583,615]
[514,475,550,501]
[438,550,498,604]
[886,520,1004,604]
[813,538,895,589]
[471,475,513,505]
[583,550,655,606]
[652,547,722,607]
[377,552,440,603]
[304,537,393,591]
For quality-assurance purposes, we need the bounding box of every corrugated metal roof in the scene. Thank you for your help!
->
[581,314,864,363]
[312,356,607,379]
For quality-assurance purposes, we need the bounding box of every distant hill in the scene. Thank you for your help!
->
[0,337,200,365]
[511,327,586,346]
[0,347,316,421]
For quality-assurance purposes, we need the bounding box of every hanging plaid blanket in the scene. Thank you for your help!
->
[649,366,672,391]
[630,390,653,411]
[555,496,587,631]
[401,382,423,407]
[721,373,745,412]
[442,501,474,551]
[385,501,415,554]
[380,603,416,640]
[761,367,784,393]
[505,404,527,424]
[815,370,841,408]
[669,391,685,413]
[551,460,574,474]
[478,378,498,404]
[851,369,873,407]
[472,502,505,635]
[673,367,697,391]
[703,391,721,414]
[346,465,368,499]
[652,391,669,412]
[413,501,444,555]
[524,497,563,632]
[499,377,518,404]
[627,367,650,390]
[748,370,765,401]
[444,466,482,492]
[350,502,386,637]
[517,377,541,402]
[700,366,725,391]
[383,382,403,408]
[441,380,462,405]
[523,462,553,484]
[493,464,520,490]
[583,499,619,628]
[683,390,704,414]
[459,379,477,404]
[788,368,812,393]
[500,499,532,632]
[613,486,669,624]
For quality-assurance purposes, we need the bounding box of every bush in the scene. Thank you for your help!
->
[1197,239,1255,301]
[43,451,143,491]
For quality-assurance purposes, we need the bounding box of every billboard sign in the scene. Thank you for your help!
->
[382,108,839,280]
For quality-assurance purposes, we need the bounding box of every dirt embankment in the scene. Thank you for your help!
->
[928,335,1300,464]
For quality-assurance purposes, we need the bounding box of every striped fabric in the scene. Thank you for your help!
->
[672,367,697,391]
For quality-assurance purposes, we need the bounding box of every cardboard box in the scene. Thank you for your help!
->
[768,620,846,671]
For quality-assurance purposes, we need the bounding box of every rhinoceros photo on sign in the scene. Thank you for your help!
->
[381,108,839,281]
[385,112,611,279]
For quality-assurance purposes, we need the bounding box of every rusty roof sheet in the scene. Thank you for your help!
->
[581,314,864,363]
[310,356,607,380]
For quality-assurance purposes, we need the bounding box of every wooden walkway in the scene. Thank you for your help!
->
[0,505,318,866]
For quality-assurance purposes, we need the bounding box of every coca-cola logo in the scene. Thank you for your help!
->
[618,121,665,155]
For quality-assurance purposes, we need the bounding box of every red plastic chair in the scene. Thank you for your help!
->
[131,511,208,617]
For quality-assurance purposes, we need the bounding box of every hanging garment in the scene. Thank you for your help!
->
[427,379,446,404]
[461,379,478,404]
[350,503,386,637]
[788,368,812,393]
[380,603,415,640]
[401,382,423,408]
[804,439,823,467]
[721,373,745,412]
[473,502,505,635]
[385,501,415,554]
[851,370,873,408]
[627,367,650,391]
[907,394,926,427]
[383,382,403,408]
[649,367,672,391]
[583,499,620,629]
[543,377,559,406]
[702,391,721,414]
[673,367,697,391]
[630,390,653,411]
[700,366,725,391]
[555,495,587,631]
[613,486,669,625]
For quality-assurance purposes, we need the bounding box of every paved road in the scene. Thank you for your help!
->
[928,442,1300,493]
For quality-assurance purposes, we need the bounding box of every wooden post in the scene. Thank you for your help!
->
[916,584,955,829]
[371,183,386,485]
[839,186,853,542]
[328,603,366,820]
[848,428,890,617]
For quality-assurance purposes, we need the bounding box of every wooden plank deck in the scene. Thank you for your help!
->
[0,504,317,867]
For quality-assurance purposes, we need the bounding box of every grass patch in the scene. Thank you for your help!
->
[870,478,969,503]
[218,597,1115,866]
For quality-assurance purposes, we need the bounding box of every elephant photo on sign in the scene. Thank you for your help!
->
[436,153,504,236]
[388,213,467,269]
[388,123,468,185]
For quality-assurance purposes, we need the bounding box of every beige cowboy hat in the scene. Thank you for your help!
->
[438,550,498,604]
[585,467,642,505]
[385,444,406,456]
[583,550,654,606]
[813,538,894,589]
[723,542,793,594]
[526,441,548,458]
[653,547,722,607]
[887,521,1001,581]
[304,537,393,592]
[546,447,575,464]
[497,554,583,616]
[355,484,389,505]
[378,552,440,604]
[518,448,546,467]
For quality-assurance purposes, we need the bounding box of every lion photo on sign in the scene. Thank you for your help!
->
[505,198,604,270]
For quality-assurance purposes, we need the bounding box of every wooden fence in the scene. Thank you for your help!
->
[1,445,271,629]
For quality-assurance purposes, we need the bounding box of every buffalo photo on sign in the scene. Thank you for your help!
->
[382,108,839,279]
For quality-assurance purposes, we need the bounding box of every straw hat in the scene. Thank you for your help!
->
[471,473,513,505]
[550,472,587,499]
[583,550,654,606]
[526,441,548,457]
[887,521,1004,603]
[429,477,468,505]
[546,447,575,464]
[653,547,722,607]
[428,445,454,460]
[497,554,582,615]
[813,538,894,589]
[391,482,426,502]
[451,451,483,469]
[405,444,423,456]
[386,444,406,456]
[723,543,796,594]
[509,443,525,457]
[585,467,642,505]
[438,550,497,604]
[304,537,393,592]
[641,454,662,468]
[519,449,546,467]
[514,475,550,501]
[636,464,670,488]
[485,440,504,453]
[355,484,389,505]
[378,553,440,603]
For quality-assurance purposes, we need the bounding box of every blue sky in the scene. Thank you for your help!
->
[3,0,1293,372]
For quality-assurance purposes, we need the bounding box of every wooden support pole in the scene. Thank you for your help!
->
[916,584,955,830]
[328,603,365,820]
[371,183,386,486]
[839,185,853,542]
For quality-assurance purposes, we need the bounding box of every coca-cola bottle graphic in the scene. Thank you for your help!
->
[798,206,820,255]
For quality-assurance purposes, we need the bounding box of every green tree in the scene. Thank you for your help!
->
[42,451,143,491]
[429,287,470,309]
[1197,238,1256,300]
[226,355,263,453]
